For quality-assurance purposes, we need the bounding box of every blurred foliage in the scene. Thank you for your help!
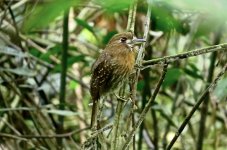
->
[23,0,81,32]
[94,0,132,12]
[214,78,227,100]
[0,0,226,149]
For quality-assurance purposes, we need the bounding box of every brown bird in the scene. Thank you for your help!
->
[90,32,145,128]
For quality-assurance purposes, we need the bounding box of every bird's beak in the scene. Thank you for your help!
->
[132,38,146,45]
[126,38,146,51]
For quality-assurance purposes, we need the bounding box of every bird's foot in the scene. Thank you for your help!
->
[114,94,128,102]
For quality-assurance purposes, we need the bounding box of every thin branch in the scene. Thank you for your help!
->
[0,105,52,112]
[90,124,113,139]
[0,127,90,140]
[0,133,27,141]
[142,43,227,66]
[166,64,227,150]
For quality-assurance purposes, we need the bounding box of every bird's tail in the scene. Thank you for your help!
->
[91,97,99,129]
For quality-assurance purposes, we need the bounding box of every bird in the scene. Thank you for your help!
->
[90,31,145,128]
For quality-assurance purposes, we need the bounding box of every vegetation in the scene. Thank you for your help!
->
[0,0,226,149]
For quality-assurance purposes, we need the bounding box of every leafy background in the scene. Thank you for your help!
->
[0,0,226,149]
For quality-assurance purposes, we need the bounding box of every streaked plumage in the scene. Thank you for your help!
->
[90,32,144,128]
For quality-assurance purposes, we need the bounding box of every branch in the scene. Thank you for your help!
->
[166,64,227,150]
[142,43,227,66]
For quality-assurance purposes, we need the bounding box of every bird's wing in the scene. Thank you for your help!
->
[91,52,111,73]
[90,52,112,128]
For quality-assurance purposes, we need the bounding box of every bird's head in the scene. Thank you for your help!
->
[106,32,146,51]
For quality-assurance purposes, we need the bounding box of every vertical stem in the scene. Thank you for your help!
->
[110,99,124,150]
[196,25,223,150]
[127,0,138,32]
[127,1,138,149]
[131,1,152,148]
[58,9,69,147]
[151,108,158,149]
[131,0,152,106]
[111,1,138,149]
[123,64,168,149]
[138,45,152,150]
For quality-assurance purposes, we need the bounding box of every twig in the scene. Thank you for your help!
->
[166,64,227,150]
[0,133,27,141]
[0,127,90,140]
[0,105,52,112]
[142,43,227,66]
[90,124,113,139]
[123,63,168,149]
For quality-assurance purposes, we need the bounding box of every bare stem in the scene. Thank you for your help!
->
[111,1,138,149]
[127,0,138,32]
[58,9,69,147]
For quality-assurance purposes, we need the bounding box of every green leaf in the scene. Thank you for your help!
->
[52,55,85,73]
[151,1,183,33]
[94,0,131,12]
[67,55,85,65]
[23,0,80,32]
[163,68,182,88]
[183,63,203,80]
[0,67,36,77]
[137,80,145,91]
[40,45,61,62]
[69,80,79,89]
[214,78,227,100]
[102,31,117,45]
[151,104,177,128]
[75,18,95,34]
[75,18,100,42]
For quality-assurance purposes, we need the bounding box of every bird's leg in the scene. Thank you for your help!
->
[134,63,143,70]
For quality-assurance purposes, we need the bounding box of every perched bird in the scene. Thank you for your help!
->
[90,32,145,128]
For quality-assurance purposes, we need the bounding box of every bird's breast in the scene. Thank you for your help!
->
[111,51,135,75]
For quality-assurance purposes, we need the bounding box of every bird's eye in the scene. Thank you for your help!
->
[120,37,127,43]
